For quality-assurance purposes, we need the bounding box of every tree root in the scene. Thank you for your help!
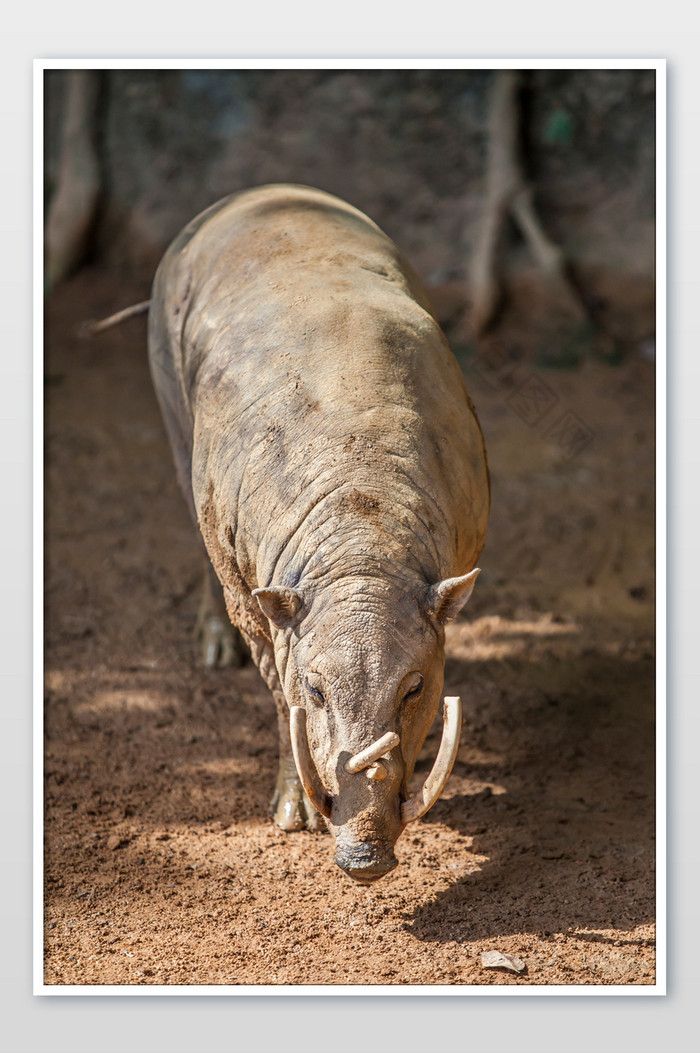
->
[470,70,594,338]
[45,71,101,293]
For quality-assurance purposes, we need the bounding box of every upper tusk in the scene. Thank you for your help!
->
[290,706,332,819]
[401,696,462,825]
[345,731,400,774]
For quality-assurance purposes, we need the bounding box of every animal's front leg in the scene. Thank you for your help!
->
[195,560,247,668]
[253,639,326,833]
[270,690,326,833]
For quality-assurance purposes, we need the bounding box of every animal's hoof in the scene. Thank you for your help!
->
[271,792,306,832]
[302,795,326,833]
[270,771,327,833]
[195,614,245,668]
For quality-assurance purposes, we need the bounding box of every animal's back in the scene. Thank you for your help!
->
[148,184,489,608]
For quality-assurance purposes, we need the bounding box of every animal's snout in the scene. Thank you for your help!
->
[333,842,398,884]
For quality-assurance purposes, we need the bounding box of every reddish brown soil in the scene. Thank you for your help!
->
[43,268,656,987]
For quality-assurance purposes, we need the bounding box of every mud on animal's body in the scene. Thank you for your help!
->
[147,183,490,883]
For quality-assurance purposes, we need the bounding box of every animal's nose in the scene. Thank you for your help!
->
[333,843,398,884]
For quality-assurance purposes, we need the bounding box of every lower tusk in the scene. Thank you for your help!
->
[345,731,400,774]
[401,696,462,825]
[365,762,388,782]
[290,707,332,819]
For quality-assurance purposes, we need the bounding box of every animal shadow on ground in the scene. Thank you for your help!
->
[401,645,656,946]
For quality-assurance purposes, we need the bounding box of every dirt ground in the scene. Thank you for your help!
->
[43,267,657,988]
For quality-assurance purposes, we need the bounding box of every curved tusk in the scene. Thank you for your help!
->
[345,731,400,774]
[290,706,332,819]
[401,696,462,825]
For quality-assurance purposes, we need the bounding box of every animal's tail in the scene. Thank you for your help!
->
[79,300,151,338]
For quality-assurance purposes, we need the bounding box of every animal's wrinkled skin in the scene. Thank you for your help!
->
[148,184,489,882]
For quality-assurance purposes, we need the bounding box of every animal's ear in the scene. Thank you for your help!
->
[425,568,480,625]
[252,586,303,628]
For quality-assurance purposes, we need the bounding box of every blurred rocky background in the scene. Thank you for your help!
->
[44,67,656,361]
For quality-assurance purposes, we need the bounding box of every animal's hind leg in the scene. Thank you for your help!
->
[252,639,326,833]
[195,560,247,668]
[146,365,244,670]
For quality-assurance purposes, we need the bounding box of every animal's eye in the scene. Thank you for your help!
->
[306,680,326,707]
[403,675,424,702]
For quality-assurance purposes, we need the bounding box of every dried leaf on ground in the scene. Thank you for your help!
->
[481,950,526,974]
